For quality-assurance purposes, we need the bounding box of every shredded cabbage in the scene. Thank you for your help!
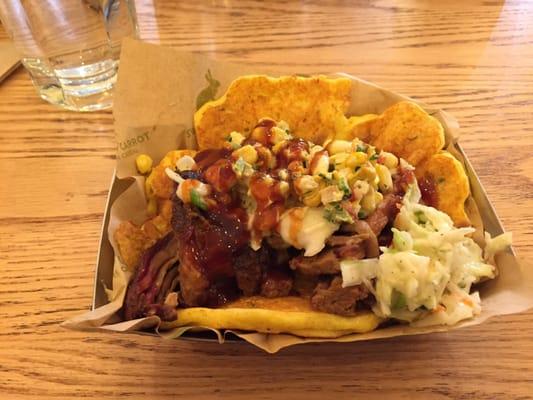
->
[341,182,511,327]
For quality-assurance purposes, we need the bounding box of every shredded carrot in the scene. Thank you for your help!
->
[461,297,474,307]
[431,304,446,313]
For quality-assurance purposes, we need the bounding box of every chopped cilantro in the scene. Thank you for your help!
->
[356,144,367,153]
[357,210,367,219]
[337,177,351,198]
[324,203,354,224]
[369,153,379,161]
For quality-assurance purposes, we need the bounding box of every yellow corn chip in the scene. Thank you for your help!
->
[194,75,352,149]
[416,151,470,226]
[161,296,382,338]
[336,113,378,142]
[146,149,197,200]
[369,101,445,166]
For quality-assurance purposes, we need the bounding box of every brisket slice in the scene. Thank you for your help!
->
[361,166,416,237]
[310,276,370,316]
[326,234,366,259]
[289,249,340,275]
[293,272,320,297]
[172,200,293,304]
[365,193,402,236]
[123,233,180,321]
[233,246,268,296]
[171,202,211,306]
[260,269,293,298]
[289,233,367,276]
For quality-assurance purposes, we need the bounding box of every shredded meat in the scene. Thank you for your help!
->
[293,272,319,297]
[360,166,415,237]
[289,249,340,275]
[289,232,368,275]
[233,246,267,296]
[366,193,402,235]
[310,276,370,316]
[342,220,380,258]
[327,234,366,259]
[260,270,293,298]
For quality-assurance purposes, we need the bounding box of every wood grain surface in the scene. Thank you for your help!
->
[1,1,532,399]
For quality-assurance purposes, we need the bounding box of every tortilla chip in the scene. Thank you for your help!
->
[416,151,470,226]
[160,296,382,338]
[336,113,378,142]
[194,75,352,149]
[114,221,152,270]
[146,149,197,200]
[369,101,445,166]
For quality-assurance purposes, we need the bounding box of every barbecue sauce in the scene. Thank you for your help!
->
[418,176,438,208]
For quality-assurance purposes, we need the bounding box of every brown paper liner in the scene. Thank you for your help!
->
[62,39,532,353]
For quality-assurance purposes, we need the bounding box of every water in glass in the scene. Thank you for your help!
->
[0,0,138,111]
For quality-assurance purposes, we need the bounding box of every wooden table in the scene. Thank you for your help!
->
[1,1,532,398]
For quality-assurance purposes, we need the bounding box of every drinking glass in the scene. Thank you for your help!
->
[0,0,138,111]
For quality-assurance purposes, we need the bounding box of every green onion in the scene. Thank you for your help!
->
[414,210,428,224]
[391,290,407,309]
[190,188,207,210]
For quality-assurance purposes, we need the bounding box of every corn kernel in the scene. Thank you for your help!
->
[330,153,348,169]
[310,153,329,176]
[381,151,399,169]
[278,181,290,197]
[295,175,318,195]
[136,154,153,174]
[352,180,370,200]
[232,144,258,164]
[376,164,393,193]
[320,185,344,205]
[228,131,245,148]
[361,187,377,214]
[354,165,376,182]
[327,140,352,155]
[272,140,286,154]
[374,190,384,205]
[271,126,290,144]
[346,152,368,169]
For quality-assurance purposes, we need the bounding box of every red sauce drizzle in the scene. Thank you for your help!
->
[251,119,277,146]
[249,173,286,236]
[194,148,232,172]
[418,176,439,207]
[309,149,327,174]
[275,138,309,169]
[184,205,249,282]
[204,159,237,192]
